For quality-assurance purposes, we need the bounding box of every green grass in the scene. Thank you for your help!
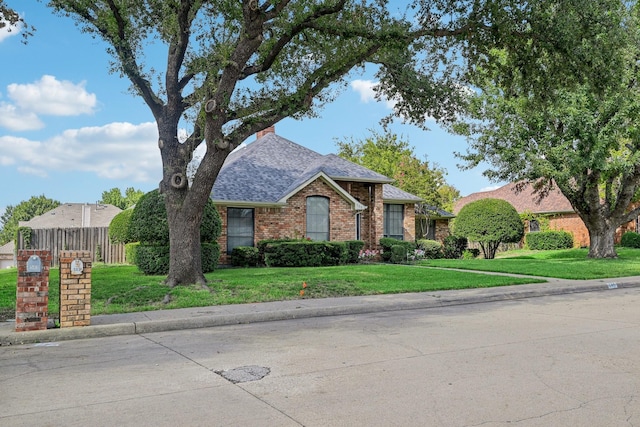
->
[420,247,640,279]
[0,263,543,320]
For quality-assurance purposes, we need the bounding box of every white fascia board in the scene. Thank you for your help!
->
[279,172,367,211]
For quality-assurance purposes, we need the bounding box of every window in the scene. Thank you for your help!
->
[306,196,329,241]
[529,219,540,233]
[384,204,404,240]
[227,208,254,253]
[355,212,362,241]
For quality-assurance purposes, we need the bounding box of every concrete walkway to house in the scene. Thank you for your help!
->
[2,270,640,346]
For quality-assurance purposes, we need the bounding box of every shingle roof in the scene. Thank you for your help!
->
[453,182,574,215]
[212,132,404,205]
[0,240,14,256]
[19,203,122,228]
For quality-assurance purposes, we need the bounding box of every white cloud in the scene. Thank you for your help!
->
[0,122,161,181]
[8,75,97,116]
[0,18,20,43]
[350,79,397,109]
[0,102,44,131]
[480,185,501,192]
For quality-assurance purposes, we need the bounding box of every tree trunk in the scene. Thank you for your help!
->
[585,219,618,259]
[165,203,205,287]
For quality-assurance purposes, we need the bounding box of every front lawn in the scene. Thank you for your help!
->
[420,247,640,279]
[0,263,543,320]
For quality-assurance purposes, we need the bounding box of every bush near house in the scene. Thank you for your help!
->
[526,230,573,250]
[108,208,134,244]
[379,237,416,262]
[263,241,350,267]
[453,198,524,259]
[230,246,260,267]
[442,235,468,259]
[128,190,221,274]
[416,239,443,259]
[620,231,640,248]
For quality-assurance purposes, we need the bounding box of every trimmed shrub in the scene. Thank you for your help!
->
[257,238,299,265]
[379,238,415,262]
[108,209,134,244]
[135,244,170,275]
[620,231,640,248]
[390,244,408,264]
[125,242,139,265]
[230,246,260,267]
[264,241,348,267]
[453,198,524,259]
[129,190,168,245]
[345,240,365,264]
[442,235,468,259]
[201,242,220,273]
[462,249,481,259]
[416,239,442,259]
[526,231,574,250]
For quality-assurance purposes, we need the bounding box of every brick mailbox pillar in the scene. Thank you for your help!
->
[16,250,51,332]
[59,251,92,328]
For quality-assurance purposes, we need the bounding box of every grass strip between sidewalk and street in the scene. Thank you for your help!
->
[0,263,543,320]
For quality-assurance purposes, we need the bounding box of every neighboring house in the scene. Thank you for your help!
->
[415,204,455,242]
[18,203,124,266]
[211,127,423,263]
[454,182,639,248]
[0,241,15,269]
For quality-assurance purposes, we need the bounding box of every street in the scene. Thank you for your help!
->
[2,287,640,426]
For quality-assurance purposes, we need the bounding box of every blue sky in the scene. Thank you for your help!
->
[0,2,501,216]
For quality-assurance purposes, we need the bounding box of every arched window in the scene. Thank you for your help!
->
[306,196,329,241]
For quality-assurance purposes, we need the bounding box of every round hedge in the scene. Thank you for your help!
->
[454,198,524,259]
[108,208,134,244]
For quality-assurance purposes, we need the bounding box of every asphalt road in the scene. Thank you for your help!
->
[2,287,640,426]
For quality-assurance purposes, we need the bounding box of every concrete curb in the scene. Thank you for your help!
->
[2,280,639,346]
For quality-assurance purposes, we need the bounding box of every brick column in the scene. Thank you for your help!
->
[59,251,92,328]
[16,250,51,332]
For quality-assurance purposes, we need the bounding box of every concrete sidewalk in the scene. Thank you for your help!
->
[2,274,640,346]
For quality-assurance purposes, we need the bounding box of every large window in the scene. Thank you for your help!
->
[227,208,254,253]
[306,196,330,241]
[384,204,404,240]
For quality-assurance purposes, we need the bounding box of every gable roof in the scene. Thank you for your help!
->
[0,240,14,256]
[453,182,574,215]
[19,203,122,229]
[211,132,421,207]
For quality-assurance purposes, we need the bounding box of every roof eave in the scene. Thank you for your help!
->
[279,172,367,211]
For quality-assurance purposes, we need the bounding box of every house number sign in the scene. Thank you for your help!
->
[26,255,42,273]
[70,259,84,275]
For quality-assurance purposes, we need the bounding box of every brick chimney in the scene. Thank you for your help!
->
[256,126,275,139]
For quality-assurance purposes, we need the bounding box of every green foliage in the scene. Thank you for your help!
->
[95,244,103,262]
[257,238,299,265]
[416,239,442,259]
[442,235,468,259]
[620,232,640,248]
[462,249,481,259]
[201,242,220,273]
[135,245,170,275]
[200,202,222,243]
[264,241,349,267]
[390,245,408,264]
[379,237,415,262]
[345,240,365,264]
[454,199,524,259]
[100,187,144,210]
[129,190,168,245]
[108,209,134,244]
[526,231,574,250]
[17,227,32,249]
[0,195,60,245]
[125,242,139,265]
[230,246,260,267]
[335,130,456,208]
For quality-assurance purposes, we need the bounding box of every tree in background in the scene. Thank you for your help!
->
[0,195,60,245]
[453,198,523,259]
[0,1,33,42]
[452,0,639,258]
[335,130,459,210]
[47,0,502,286]
[100,187,144,210]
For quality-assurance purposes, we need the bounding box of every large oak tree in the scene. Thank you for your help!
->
[452,0,639,258]
[46,0,506,286]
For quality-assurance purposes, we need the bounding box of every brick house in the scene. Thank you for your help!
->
[211,128,424,263]
[453,182,639,248]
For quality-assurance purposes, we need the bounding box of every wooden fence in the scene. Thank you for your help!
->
[17,227,126,266]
